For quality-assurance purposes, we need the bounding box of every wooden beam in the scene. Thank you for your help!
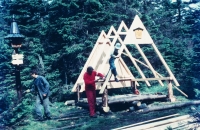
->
[76,85,81,102]
[147,118,195,130]
[173,85,188,97]
[97,77,171,83]
[102,88,108,107]
[113,114,180,130]
[134,43,164,86]
[118,57,139,86]
[167,80,176,102]
[102,88,110,112]
[91,40,109,69]
[121,43,151,86]
[121,115,191,130]
[108,95,167,104]
[99,69,112,94]
[151,43,180,86]
[117,32,128,35]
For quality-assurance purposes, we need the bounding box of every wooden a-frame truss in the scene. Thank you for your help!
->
[71,15,185,100]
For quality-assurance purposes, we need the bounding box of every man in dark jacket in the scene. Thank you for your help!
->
[30,69,51,120]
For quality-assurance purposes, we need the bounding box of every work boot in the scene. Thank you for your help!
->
[115,77,119,82]
[37,116,44,121]
[46,116,52,120]
[45,115,52,120]
[44,113,52,120]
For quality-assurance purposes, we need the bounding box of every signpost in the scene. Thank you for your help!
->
[4,15,25,102]
[12,54,24,65]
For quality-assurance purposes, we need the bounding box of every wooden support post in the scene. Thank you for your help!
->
[76,84,81,102]
[167,80,176,102]
[131,81,136,94]
[131,81,139,95]
[102,88,110,112]
[102,88,107,107]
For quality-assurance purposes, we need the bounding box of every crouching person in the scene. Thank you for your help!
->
[30,69,51,120]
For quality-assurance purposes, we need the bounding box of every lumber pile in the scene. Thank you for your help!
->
[113,114,199,130]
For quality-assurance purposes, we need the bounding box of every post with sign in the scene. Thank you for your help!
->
[4,15,25,102]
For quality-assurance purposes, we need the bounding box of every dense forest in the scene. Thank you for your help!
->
[0,0,200,127]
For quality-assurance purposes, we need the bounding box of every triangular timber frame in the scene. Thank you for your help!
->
[72,15,184,101]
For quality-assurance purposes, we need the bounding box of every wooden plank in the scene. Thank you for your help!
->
[132,77,171,81]
[135,43,164,86]
[108,36,117,38]
[76,77,172,87]
[147,118,196,130]
[118,57,139,86]
[151,43,180,86]
[122,115,191,130]
[112,114,180,130]
[173,85,188,97]
[99,69,112,94]
[96,77,171,82]
[168,80,175,102]
[119,41,151,86]
[117,32,128,35]
[91,40,109,70]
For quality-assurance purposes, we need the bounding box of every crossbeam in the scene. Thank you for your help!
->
[96,77,172,83]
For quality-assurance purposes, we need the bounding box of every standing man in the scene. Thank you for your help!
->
[30,69,51,120]
[83,66,104,118]
[109,42,122,82]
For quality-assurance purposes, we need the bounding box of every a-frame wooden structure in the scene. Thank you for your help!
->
[72,15,183,102]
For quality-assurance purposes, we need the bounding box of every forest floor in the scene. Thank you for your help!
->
[4,96,200,130]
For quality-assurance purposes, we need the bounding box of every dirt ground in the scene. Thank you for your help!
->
[12,103,198,130]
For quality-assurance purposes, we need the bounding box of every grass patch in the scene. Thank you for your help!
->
[12,96,200,130]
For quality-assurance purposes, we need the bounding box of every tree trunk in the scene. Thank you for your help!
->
[65,94,167,105]
[108,95,167,104]
[137,100,200,113]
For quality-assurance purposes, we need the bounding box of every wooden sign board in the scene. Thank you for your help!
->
[11,54,24,65]
[12,59,23,65]
[12,54,24,60]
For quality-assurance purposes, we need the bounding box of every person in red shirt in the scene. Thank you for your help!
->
[83,66,104,118]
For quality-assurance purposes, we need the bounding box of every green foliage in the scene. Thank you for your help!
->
[141,84,168,95]
[0,93,34,126]
[194,89,200,99]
